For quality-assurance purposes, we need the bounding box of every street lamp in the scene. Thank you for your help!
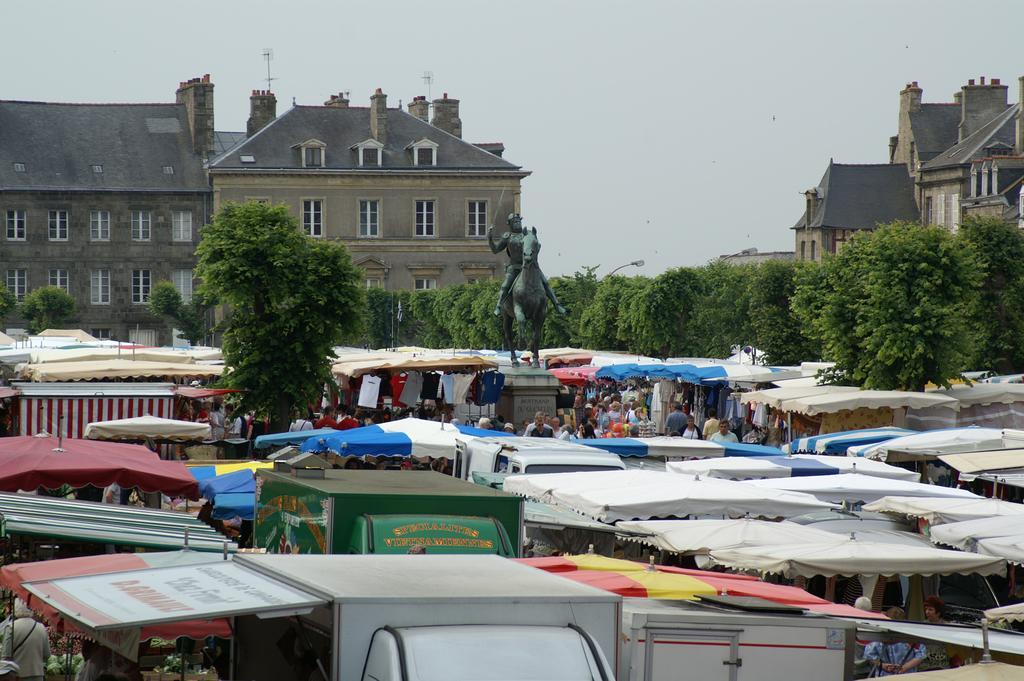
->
[606,259,645,277]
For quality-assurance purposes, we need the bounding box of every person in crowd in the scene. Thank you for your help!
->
[524,411,555,437]
[665,403,686,436]
[595,404,610,435]
[864,633,926,676]
[477,417,492,430]
[503,422,516,434]
[225,404,245,438]
[549,416,562,434]
[680,415,702,440]
[607,402,623,428]
[702,408,720,440]
[0,661,18,681]
[573,392,586,431]
[575,421,596,439]
[919,596,952,671]
[558,425,572,441]
[288,410,314,432]
[314,406,339,430]
[76,639,113,681]
[2,600,49,681]
[709,420,738,443]
[923,596,947,624]
[336,408,359,431]
[209,401,225,439]
[636,408,657,438]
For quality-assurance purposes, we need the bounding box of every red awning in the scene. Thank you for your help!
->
[549,366,600,387]
[0,553,231,639]
[175,387,242,400]
[0,436,200,499]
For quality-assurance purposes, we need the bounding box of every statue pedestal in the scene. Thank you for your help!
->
[498,367,562,428]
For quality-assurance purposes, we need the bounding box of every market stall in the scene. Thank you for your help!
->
[15,381,179,438]
[298,416,508,460]
[742,473,982,505]
[666,454,920,481]
[851,428,1014,461]
[615,518,839,555]
[784,427,916,454]
[84,415,211,442]
[862,496,1024,525]
[18,359,224,382]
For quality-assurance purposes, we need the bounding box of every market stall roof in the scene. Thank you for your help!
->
[523,501,626,534]
[973,535,1024,566]
[299,417,509,458]
[707,538,1004,578]
[253,427,339,449]
[615,518,841,555]
[0,491,232,552]
[331,352,498,380]
[594,362,784,384]
[37,328,98,342]
[742,473,980,505]
[84,415,211,442]
[17,348,202,365]
[187,461,273,480]
[929,515,1024,551]
[0,435,200,499]
[862,496,1024,525]
[19,359,224,381]
[986,602,1024,622]
[549,365,599,386]
[0,551,233,641]
[502,469,835,522]
[849,428,1010,461]
[175,386,242,399]
[773,390,960,416]
[939,449,1024,475]
[784,427,916,455]
[196,468,255,500]
[0,331,15,345]
[929,383,1024,407]
[666,455,920,481]
[858,619,1024,661]
[13,381,178,398]
[578,436,782,459]
[740,385,861,409]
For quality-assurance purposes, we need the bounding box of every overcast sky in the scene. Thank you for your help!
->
[3,0,1022,277]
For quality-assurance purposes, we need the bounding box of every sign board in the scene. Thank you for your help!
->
[24,561,325,631]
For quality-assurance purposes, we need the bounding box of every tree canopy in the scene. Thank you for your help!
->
[196,202,365,429]
[19,286,75,334]
[148,281,214,346]
[0,284,16,325]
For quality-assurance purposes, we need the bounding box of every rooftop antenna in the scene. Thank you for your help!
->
[422,70,433,103]
[262,48,278,91]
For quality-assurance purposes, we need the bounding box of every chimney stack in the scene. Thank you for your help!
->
[408,96,429,121]
[176,74,215,158]
[370,88,387,144]
[959,76,1008,142]
[431,92,462,138]
[324,92,350,108]
[247,90,277,137]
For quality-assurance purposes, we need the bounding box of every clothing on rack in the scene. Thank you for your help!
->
[399,372,423,407]
[358,375,382,408]
[420,373,441,400]
[477,372,506,405]
[391,373,409,407]
[440,374,456,403]
[451,373,476,404]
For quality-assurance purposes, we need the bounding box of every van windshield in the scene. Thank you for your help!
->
[524,464,622,474]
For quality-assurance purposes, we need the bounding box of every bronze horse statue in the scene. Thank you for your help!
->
[500,227,546,368]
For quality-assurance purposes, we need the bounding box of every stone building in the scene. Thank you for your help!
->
[0,75,231,343]
[792,161,918,262]
[208,89,529,290]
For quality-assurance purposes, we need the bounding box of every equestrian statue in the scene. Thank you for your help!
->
[488,213,567,368]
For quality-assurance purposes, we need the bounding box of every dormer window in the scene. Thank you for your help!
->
[406,138,439,167]
[351,139,384,167]
[294,139,327,168]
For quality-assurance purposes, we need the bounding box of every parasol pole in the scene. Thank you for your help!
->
[981,617,993,663]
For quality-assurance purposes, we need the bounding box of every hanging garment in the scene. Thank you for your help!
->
[391,373,409,407]
[477,372,506,405]
[452,373,476,404]
[440,374,456,403]
[400,372,423,407]
[420,373,441,400]
[358,375,382,409]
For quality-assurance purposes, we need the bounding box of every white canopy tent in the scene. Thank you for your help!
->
[740,386,861,409]
[614,518,841,555]
[84,415,211,442]
[974,536,1024,566]
[849,428,1009,461]
[939,449,1024,477]
[772,390,960,417]
[986,602,1024,623]
[665,455,919,481]
[707,539,1005,578]
[742,473,980,505]
[502,470,835,523]
[862,496,1024,525]
[929,516,1024,551]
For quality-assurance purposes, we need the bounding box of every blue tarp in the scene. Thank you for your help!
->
[299,419,511,458]
[253,428,338,449]
[593,362,782,385]
[768,456,843,476]
[576,437,784,458]
[784,427,916,455]
[197,469,255,500]
[212,493,255,521]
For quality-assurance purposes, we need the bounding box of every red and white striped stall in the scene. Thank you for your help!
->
[14,382,177,439]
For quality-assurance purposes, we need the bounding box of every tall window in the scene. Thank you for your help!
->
[416,148,434,166]
[414,278,437,291]
[365,278,383,289]
[172,210,192,242]
[810,241,816,261]
[415,200,435,237]
[90,210,110,241]
[6,210,25,240]
[131,210,151,241]
[5,269,26,301]
[131,269,151,304]
[48,269,68,291]
[90,328,111,340]
[303,147,323,167]
[303,200,323,237]
[91,269,110,305]
[48,210,68,240]
[359,200,379,237]
[172,269,193,303]
[467,201,487,237]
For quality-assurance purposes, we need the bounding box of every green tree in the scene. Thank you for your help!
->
[196,202,365,430]
[148,281,214,345]
[19,286,75,334]
[748,261,821,365]
[686,262,755,358]
[577,275,646,351]
[0,283,15,324]
[795,222,980,390]
[958,216,1024,374]
[543,267,599,348]
[627,267,702,357]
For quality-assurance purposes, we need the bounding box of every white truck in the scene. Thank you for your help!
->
[454,435,625,480]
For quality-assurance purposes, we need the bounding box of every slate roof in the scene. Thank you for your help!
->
[213,131,246,156]
[908,104,961,163]
[0,101,208,192]
[792,161,918,230]
[922,103,1019,170]
[209,106,525,172]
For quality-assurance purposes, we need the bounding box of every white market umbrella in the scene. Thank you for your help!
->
[665,455,918,482]
[975,536,1024,566]
[615,518,840,555]
[929,516,1024,551]
[850,428,1006,461]
[790,455,920,481]
[742,473,980,505]
[708,538,1005,578]
[862,496,1024,525]
[84,415,211,442]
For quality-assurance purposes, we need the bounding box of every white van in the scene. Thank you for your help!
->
[454,436,626,480]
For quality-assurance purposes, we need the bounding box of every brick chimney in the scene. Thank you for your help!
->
[408,96,429,121]
[247,90,277,137]
[893,81,923,167]
[370,88,387,144]
[431,93,462,138]
[324,92,350,108]
[959,76,1008,142]
[176,74,215,158]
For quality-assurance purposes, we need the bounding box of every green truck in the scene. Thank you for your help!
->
[255,469,523,557]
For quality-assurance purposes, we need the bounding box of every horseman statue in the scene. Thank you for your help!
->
[488,212,567,368]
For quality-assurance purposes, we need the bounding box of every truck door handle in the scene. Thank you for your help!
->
[723,659,742,667]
